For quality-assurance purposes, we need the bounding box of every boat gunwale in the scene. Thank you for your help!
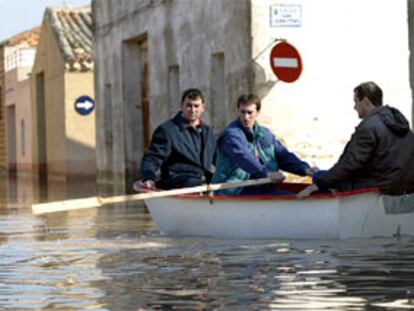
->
[163,186,381,201]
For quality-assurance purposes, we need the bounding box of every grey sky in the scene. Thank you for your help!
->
[0,0,91,41]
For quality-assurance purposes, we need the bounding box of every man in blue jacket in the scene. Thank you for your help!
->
[212,93,317,195]
[134,88,216,191]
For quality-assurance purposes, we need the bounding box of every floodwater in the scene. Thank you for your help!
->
[1,176,414,310]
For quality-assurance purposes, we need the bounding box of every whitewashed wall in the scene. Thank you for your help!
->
[251,0,411,168]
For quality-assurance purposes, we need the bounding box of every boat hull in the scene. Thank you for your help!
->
[145,190,414,239]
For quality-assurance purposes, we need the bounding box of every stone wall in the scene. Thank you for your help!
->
[93,0,253,192]
[0,44,6,173]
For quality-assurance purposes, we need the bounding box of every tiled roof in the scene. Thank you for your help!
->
[6,27,40,47]
[46,6,93,71]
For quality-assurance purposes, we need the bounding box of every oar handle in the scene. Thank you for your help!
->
[32,177,274,215]
[101,177,273,204]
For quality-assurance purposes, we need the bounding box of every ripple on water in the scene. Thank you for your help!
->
[0,201,414,309]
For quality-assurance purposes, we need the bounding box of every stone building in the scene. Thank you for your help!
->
[0,42,6,174]
[0,28,40,175]
[93,0,413,193]
[0,29,39,206]
[31,6,95,195]
[3,28,40,175]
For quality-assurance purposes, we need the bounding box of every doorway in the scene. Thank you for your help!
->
[6,105,16,175]
[35,72,48,200]
[122,35,150,192]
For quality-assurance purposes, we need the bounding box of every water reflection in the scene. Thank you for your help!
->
[1,173,98,208]
[92,238,414,310]
[0,175,414,309]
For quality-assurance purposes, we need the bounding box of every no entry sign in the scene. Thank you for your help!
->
[269,41,302,83]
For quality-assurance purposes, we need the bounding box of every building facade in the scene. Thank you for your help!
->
[4,42,38,175]
[93,0,254,193]
[93,0,413,193]
[0,42,6,174]
[31,6,95,193]
[0,28,40,176]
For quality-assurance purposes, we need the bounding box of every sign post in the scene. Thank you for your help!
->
[269,41,303,83]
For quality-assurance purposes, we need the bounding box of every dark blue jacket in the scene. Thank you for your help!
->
[212,118,310,194]
[141,112,216,189]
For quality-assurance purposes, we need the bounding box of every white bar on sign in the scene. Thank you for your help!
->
[273,57,298,68]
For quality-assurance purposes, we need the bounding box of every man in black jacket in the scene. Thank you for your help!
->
[299,81,414,197]
[133,88,216,191]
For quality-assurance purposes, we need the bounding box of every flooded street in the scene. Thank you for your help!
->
[1,176,414,310]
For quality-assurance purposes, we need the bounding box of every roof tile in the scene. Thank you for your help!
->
[6,27,40,47]
[47,6,93,71]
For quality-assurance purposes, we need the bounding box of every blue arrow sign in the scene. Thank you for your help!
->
[74,95,95,115]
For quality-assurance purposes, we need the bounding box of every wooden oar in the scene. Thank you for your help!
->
[31,177,273,215]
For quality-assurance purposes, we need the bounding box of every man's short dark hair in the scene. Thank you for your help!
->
[237,94,261,111]
[354,81,383,107]
[181,88,204,104]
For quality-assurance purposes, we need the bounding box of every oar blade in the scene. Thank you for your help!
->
[32,196,103,215]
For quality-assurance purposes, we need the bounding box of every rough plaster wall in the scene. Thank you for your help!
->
[4,69,17,107]
[93,0,128,188]
[32,21,66,178]
[93,31,113,183]
[31,25,47,172]
[94,0,252,190]
[3,68,17,172]
[150,0,252,129]
[251,0,411,170]
[4,66,33,172]
[0,45,6,172]
[15,75,33,171]
[64,71,96,177]
[44,26,66,178]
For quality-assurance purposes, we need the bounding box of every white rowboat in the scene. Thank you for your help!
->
[145,184,414,239]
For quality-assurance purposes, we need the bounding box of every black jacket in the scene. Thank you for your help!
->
[141,112,216,189]
[317,105,414,194]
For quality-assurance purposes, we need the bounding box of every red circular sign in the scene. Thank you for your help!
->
[269,41,303,83]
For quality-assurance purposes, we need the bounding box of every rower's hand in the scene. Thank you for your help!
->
[297,184,319,199]
[267,171,286,183]
[133,179,156,192]
[305,166,320,176]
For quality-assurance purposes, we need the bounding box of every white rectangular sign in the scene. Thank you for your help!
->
[273,57,299,68]
[270,4,302,27]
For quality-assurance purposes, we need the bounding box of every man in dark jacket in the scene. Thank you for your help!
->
[299,81,414,197]
[133,88,216,191]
